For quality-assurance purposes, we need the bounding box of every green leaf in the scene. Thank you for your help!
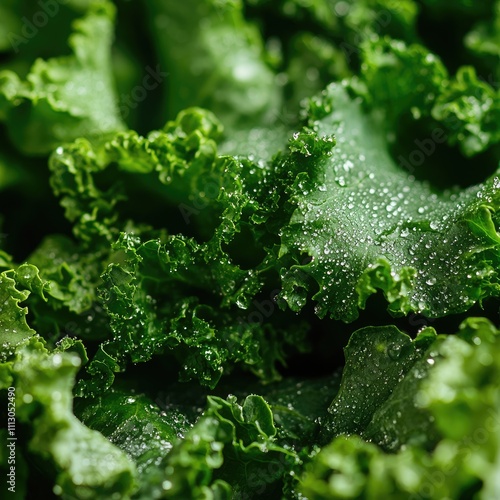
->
[48,107,258,245]
[360,37,448,126]
[145,0,282,129]
[0,268,35,361]
[278,83,500,321]
[256,375,342,448]
[300,435,429,500]
[322,325,436,441]
[78,232,308,394]
[163,394,298,499]
[48,107,308,393]
[432,66,500,156]
[465,0,500,84]
[2,3,500,499]
[10,336,137,499]
[27,234,103,312]
[300,318,500,500]
[75,387,192,499]
[0,1,124,155]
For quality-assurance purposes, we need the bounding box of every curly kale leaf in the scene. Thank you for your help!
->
[432,66,500,156]
[162,394,299,499]
[0,1,124,155]
[77,232,307,394]
[300,318,500,500]
[145,0,282,129]
[278,83,500,321]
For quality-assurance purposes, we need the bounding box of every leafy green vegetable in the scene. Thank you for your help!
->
[301,318,500,500]
[465,0,500,83]
[159,394,299,499]
[146,0,282,129]
[0,267,35,360]
[432,66,500,156]
[0,1,124,155]
[322,324,436,440]
[76,387,192,499]
[11,337,137,499]
[0,267,136,498]
[278,83,500,321]
[359,37,448,125]
[45,106,308,393]
[2,1,500,498]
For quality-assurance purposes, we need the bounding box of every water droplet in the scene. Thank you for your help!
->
[387,344,402,360]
